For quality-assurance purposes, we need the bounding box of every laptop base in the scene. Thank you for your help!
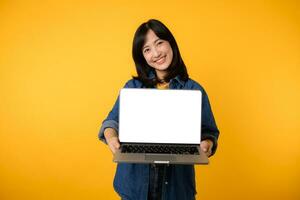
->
[113,147,209,165]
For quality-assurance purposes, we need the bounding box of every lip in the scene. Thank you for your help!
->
[155,56,166,64]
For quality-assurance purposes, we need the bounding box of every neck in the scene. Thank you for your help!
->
[155,70,167,82]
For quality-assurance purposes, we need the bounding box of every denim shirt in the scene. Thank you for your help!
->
[98,76,219,200]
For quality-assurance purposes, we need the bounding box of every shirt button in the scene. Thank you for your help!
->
[165,181,168,185]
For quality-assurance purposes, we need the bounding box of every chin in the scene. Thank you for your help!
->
[155,67,169,72]
[156,63,171,71]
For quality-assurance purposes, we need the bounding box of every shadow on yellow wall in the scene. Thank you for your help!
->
[0,1,299,199]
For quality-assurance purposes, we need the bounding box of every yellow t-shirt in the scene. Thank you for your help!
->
[156,82,169,89]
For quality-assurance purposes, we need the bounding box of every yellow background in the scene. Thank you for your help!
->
[1,0,299,199]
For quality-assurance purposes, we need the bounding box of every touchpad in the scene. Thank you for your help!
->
[145,154,176,161]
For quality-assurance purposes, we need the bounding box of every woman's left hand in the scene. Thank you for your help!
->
[200,139,213,157]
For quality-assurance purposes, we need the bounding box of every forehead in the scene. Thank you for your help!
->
[143,29,160,47]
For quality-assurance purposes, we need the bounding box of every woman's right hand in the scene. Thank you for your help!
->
[104,128,120,154]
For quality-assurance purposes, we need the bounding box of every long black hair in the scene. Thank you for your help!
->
[132,19,189,87]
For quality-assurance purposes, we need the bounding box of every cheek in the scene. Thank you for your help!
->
[165,45,173,56]
[144,54,152,64]
[168,49,173,61]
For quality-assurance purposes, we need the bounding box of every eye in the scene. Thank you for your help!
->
[157,41,164,45]
[143,48,150,54]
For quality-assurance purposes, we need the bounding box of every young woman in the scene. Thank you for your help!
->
[99,19,219,200]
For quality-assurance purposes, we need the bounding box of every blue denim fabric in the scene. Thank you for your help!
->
[99,76,219,200]
[148,164,165,200]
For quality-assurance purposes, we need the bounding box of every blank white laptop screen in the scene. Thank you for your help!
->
[119,89,202,144]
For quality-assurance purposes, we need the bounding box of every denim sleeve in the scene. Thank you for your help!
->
[98,80,132,144]
[201,89,220,156]
[190,82,220,156]
[98,96,120,144]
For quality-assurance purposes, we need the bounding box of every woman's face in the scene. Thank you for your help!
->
[142,29,173,80]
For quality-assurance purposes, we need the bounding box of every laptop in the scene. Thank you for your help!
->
[113,88,209,165]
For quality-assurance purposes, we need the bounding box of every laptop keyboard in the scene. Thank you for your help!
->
[121,144,199,155]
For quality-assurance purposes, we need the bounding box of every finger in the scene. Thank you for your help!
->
[110,140,120,154]
[114,141,120,149]
[200,141,209,152]
[110,139,120,149]
[206,149,212,157]
[108,143,117,154]
[107,137,119,150]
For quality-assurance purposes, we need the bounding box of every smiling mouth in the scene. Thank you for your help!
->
[155,56,166,64]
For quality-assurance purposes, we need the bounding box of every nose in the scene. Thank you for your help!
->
[152,47,161,58]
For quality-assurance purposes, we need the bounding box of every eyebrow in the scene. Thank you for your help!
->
[142,38,161,50]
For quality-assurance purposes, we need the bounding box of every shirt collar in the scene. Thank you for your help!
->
[147,70,185,87]
[171,75,185,87]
